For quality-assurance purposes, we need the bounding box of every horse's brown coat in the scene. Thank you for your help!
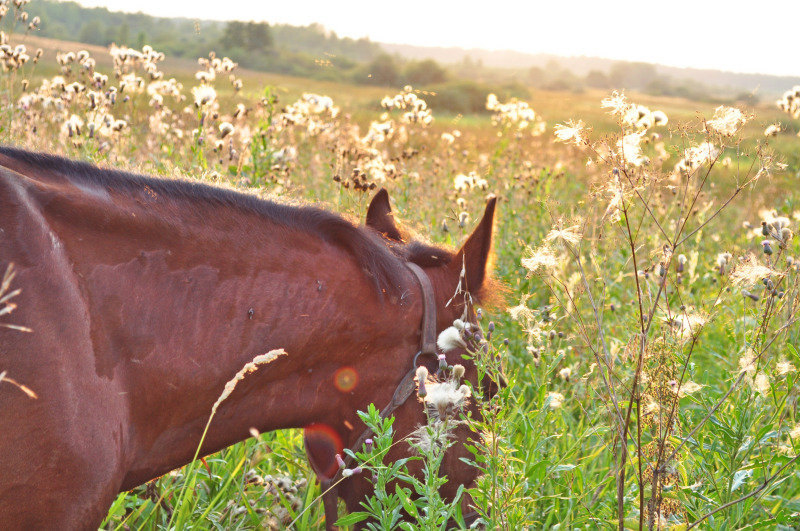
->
[0,147,496,529]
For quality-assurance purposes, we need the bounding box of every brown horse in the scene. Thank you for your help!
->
[0,146,498,529]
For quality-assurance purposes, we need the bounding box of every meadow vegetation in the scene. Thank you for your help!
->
[2,1,800,529]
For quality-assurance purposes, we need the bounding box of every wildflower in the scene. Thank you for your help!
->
[553,120,586,146]
[686,142,718,166]
[558,367,571,381]
[408,424,451,453]
[677,254,687,273]
[706,106,747,136]
[652,110,668,126]
[341,467,362,478]
[730,254,781,287]
[437,326,466,351]
[738,349,756,376]
[545,224,581,247]
[546,392,565,409]
[753,373,770,396]
[601,91,629,115]
[670,310,706,339]
[618,131,647,166]
[195,69,215,83]
[420,378,471,421]
[776,360,796,375]
[63,114,83,137]
[716,252,732,274]
[487,94,542,132]
[521,245,558,276]
[218,121,234,138]
[742,289,760,301]
[677,381,703,396]
[508,294,535,323]
[111,120,127,132]
[192,85,217,108]
[416,366,428,398]
[764,123,781,137]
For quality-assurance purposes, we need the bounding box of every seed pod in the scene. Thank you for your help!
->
[742,290,760,302]
[677,254,687,273]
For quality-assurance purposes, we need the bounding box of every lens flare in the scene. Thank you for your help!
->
[334,366,358,392]
[303,423,343,479]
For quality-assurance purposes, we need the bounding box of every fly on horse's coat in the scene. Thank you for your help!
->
[0,146,500,530]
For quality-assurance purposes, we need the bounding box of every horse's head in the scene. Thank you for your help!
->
[365,187,503,397]
[304,188,502,526]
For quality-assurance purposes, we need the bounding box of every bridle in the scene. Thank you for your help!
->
[318,262,477,530]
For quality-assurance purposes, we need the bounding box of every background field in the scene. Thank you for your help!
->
[2,2,800,529]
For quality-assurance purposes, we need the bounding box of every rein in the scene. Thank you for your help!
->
[319,262,438,530]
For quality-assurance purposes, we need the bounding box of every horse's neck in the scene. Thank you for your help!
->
[37,191,421,488]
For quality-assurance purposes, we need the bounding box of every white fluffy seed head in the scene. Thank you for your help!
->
[437,326,466,352]
[424,380,471,420]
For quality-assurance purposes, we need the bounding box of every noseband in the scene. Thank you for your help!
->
[319,262,439,530]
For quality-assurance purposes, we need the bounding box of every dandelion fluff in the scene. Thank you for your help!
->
[753,373,770,396]
[437,326,466,351]
[521,245,558,276]
[777,360,796,375]
[547,392,565,409]
[730,254,781,287]
[707,106,747,136]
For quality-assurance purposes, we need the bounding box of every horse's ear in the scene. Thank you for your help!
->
[366,188,403,242]
[449,195,497,294]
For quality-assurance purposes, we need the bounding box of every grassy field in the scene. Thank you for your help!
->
[3,8,800,530]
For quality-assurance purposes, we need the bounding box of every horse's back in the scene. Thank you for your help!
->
[0,164,128,530]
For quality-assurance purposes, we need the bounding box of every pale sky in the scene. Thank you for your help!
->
[76,0,798,77]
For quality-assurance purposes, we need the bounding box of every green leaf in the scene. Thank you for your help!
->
[335,511,370,526]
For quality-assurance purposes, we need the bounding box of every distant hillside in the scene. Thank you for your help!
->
[25,0,383,79]
[17,0,799,108]
[381,43,800,98]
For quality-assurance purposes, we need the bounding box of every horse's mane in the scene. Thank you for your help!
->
[0,146,453,296]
